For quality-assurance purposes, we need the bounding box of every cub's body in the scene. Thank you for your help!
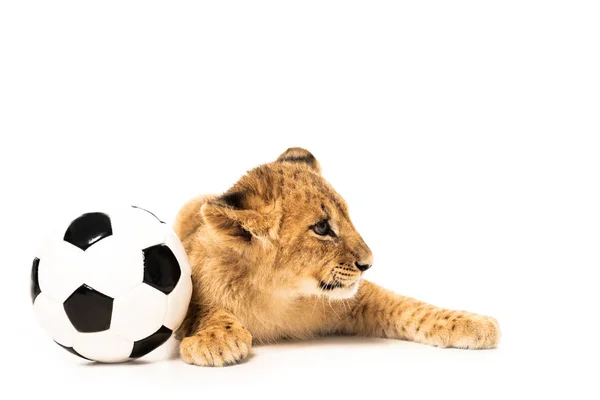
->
[174,148,499,366]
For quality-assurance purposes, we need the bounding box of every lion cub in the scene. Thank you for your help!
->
[174,148,499,366]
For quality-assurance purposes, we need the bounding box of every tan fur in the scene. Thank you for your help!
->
[174,148,500,366]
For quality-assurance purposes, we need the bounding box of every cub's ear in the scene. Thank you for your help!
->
[276,147,321,174]
[201,191,280,244]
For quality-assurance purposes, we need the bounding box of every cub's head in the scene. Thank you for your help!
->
[201,148,373,300]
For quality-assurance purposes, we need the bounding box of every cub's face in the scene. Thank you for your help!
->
[201,148,373,300]
[275,173,373,300]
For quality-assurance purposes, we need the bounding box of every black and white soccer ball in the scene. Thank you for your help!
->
[31,205,193,363]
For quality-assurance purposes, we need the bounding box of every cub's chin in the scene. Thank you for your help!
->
[323,282,360,300]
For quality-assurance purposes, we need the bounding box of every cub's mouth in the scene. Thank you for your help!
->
[317,279,360,300]
[318,279,360,292]
[318,281,345,291]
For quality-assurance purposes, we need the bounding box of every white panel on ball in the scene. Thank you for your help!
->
[83,235,144,298]
[74,331,133,363]
[33,293,78,347]
[111,283,168,342]
[110,206,168,251]
[166,230,192,276]
[37,241,85,303]
[163,274,193,331]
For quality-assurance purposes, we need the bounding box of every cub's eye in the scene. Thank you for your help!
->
[312,220,331,236]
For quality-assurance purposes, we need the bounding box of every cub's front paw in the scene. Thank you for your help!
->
[180,325,252,367]
[441,314,500,349]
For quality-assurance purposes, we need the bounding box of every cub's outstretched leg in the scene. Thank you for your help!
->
[179,308,253,367]
[342,281,499,349]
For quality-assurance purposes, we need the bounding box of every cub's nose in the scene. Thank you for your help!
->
[353,240,373,272]
[354,261,372,272]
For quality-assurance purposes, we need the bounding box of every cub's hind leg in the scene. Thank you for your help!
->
[180,308,252,367]
[173,194,216,242]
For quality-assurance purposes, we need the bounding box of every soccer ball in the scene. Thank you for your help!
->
[31,205,193,363]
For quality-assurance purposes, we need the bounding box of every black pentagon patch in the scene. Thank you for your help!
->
[130,325,172,358]
[31,257,41,303]
[55,341,91,361]
[142,245,181,294]
[64,212,112,251]
[131,205,165,224]
[63,284,113,333]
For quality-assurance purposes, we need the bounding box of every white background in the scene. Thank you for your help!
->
[1,1,599,399]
